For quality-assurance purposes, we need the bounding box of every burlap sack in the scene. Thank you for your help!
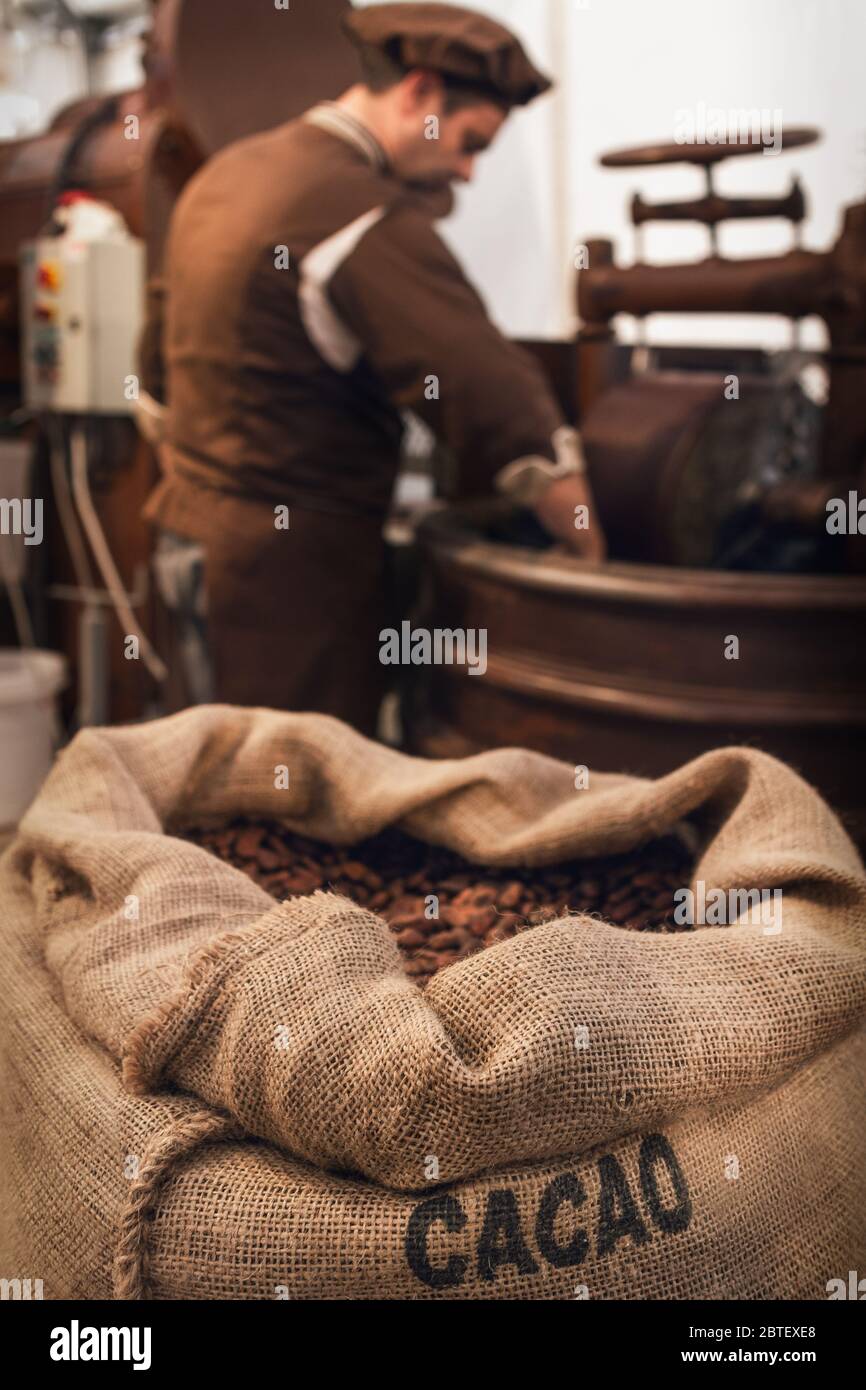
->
[2,704,865,1300]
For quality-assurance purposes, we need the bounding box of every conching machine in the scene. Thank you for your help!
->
[410,131,866,845]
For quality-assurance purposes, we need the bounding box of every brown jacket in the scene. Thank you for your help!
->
[143,103,563,537]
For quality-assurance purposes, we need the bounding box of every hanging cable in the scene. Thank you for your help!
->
[69,422,168,683]
[47,415,94,591]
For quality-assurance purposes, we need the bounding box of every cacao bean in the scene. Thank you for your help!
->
[181,818,695,987]
[498,881,523,909]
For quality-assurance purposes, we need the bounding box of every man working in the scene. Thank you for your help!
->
[144,2,606,735]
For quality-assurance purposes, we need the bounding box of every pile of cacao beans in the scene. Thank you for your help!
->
[183,820,693,984]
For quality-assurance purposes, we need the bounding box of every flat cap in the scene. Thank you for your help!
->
[343,2,553,108]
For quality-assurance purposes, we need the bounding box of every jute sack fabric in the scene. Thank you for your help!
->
[1,703,865,1300]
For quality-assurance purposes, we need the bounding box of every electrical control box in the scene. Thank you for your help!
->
[20,217,145,415]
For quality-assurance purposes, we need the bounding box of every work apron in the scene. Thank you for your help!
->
[150,483,390,738]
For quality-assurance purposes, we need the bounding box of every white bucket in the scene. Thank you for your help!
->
[0,649,67,829]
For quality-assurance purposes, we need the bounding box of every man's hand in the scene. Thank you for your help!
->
[532,474,608,563]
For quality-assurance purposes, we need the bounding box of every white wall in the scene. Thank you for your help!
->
[0,4,144,138]
[90,28,146,97]
[0,22,87,135]
[564,0,866,349]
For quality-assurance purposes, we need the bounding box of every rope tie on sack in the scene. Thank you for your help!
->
[113,1110,240,1300]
